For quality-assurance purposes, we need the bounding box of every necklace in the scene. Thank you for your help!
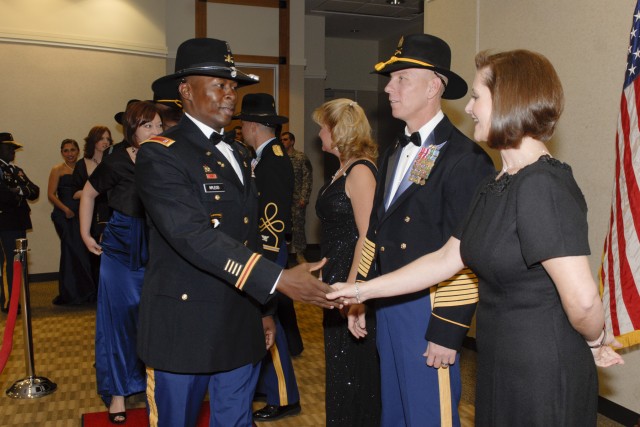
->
[501,150,550,175]
[91,158,100,165]
[63,161,75,172]
[331,159,355,182]
[321,158,357,197]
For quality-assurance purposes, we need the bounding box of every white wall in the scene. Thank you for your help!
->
[0,0,166,55]
[207,4,279,57]
[324,38,379,92]
[163,0,306,151]
[426,0,640,414]
[0,0,166,275]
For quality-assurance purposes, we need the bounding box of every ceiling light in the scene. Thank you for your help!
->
[387,0,404,4]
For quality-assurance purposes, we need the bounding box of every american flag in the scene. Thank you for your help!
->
[599,0,640,348]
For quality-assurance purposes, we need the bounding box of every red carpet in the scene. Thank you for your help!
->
[82,403,210,426]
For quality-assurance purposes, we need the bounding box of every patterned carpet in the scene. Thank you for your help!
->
[0,279,623,426]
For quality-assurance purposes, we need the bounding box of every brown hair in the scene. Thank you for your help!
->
[281,131,295,142]
[123,101,160,146]
[475,50,564,149]
[312,98,378,162]
[83,126,112,159]
[60,138,79,151]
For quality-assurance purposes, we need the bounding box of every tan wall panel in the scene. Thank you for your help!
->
[424,0,640,414]
[0,0,166,55]
[0,42,164,275]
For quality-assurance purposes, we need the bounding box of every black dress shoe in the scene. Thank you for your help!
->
[253,402,301,421]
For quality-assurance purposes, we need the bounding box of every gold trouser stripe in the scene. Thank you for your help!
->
[430,287,453,427]
[431,312,470,329]
[146,367,159,427]
[269,343,289,405]
[236,253,261,290]
[438,366,453,427]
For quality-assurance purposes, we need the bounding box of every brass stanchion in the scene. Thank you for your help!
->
[6,238,57,399]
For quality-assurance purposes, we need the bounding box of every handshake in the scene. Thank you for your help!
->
[276,258,340,309]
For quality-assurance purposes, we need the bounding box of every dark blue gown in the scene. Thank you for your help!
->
[51,173,96,305]
[90,144,148,404]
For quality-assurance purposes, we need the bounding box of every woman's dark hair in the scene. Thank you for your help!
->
[157,104,183,131]
[123,101,160,146]
[475,49,564,149]
[83,126,112,159]
[60,138,79,150]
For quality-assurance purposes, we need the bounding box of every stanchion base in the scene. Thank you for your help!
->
[6,376,57,399]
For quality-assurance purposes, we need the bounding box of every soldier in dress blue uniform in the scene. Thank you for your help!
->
[235,94,302,422]
[0,133,39,313]
[351,34,495,427]
[135,38,336,427]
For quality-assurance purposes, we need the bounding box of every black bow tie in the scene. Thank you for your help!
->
[398,132,421,147]
[210,130,236,145]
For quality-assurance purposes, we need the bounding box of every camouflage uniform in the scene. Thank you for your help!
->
[288,148,312,256]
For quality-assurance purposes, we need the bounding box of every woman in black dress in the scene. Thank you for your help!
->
[328,50,624,426]
[48,139,95,305]
[73,126,112,284]
[313,98,381,426]
[73,126,112,237]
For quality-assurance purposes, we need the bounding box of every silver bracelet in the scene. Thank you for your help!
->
[588,328,607,348]
[355,282,361,304]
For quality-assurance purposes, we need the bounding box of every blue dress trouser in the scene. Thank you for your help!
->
[147,363,259,427]
[254,243,300,406]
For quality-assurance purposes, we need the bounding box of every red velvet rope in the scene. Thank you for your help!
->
[0,259,22,374]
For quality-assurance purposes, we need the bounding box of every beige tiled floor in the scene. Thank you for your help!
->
[0,281,626,426]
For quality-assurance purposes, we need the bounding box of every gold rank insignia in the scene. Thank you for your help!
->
[272,145,284,156]
[140,136,175,147]
[203,165,212,173]
[217,161,225,168]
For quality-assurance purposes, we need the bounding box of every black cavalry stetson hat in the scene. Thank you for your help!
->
[152,78,182,111]
[0,132,23,148]
[373,33,467,100]
[152,38,259,95]
[114,99,141,125]
[233,93,289,125]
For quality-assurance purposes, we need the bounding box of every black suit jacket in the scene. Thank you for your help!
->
[254,138,294,262]
[135,116,281,373]
[0,162,39,231]
[357,115,495,350]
